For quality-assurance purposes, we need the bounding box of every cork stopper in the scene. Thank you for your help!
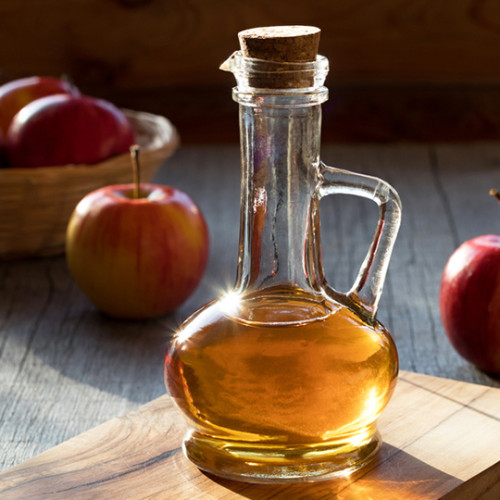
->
[237,26,321,89]
[239,26,320,63]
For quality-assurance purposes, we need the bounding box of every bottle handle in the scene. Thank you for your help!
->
[316,161,402,321]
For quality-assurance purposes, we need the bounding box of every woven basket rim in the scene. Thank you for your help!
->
[0,108,179,177]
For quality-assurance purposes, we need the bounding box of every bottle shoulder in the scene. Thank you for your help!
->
[170,285,393,349]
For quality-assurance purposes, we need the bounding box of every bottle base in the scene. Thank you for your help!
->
[183,428,381,484]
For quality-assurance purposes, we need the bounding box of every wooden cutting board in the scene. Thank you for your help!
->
[0,370,499,499]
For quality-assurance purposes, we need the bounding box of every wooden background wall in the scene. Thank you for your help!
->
[1,0,500,142]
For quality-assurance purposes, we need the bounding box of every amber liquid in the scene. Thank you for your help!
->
[165,286,398,482]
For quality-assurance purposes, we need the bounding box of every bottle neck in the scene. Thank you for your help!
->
[234,95,323,294]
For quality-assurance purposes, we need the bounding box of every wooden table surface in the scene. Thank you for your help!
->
[1,142,500,473]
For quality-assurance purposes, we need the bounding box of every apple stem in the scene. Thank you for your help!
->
[490,189,500,205]
[130,145,141,199]
[60,73,80,96]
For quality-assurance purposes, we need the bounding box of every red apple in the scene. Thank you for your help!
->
[0,76,77,135]
[6,94,135,167]
[439,234,500,374]
[0,130,6,167]
[66,182,209,319]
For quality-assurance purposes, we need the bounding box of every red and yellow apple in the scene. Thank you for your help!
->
[7,94,135,167]
[440,234,500,374]
[66,183,209,319]
[0,76,77,135]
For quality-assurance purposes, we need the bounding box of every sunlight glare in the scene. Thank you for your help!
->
[219,290,242,316]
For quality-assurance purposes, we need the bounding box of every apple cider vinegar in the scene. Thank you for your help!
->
[165,286,398,481]
[164,26,402,483]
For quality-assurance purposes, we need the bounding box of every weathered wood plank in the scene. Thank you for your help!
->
[1,143,500,476]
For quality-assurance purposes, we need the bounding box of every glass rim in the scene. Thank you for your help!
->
[232,87,329,107]
[221,51,329,76]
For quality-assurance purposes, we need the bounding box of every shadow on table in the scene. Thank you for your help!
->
[4,248,234,404]
[45,269,229,403]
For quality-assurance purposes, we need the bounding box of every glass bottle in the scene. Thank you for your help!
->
[164,42,402,484]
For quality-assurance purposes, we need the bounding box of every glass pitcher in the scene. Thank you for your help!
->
[164,44,402,484]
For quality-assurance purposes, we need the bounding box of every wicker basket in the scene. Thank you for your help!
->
[0,109,179,259]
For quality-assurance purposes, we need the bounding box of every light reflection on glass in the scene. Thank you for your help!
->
[220,290,242,316]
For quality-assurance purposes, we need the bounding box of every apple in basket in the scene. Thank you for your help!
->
[66,146,210,319]
[439,190,500,374]
[0,75,78,136]
[6,94,136,167]
[0,130,6,167]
